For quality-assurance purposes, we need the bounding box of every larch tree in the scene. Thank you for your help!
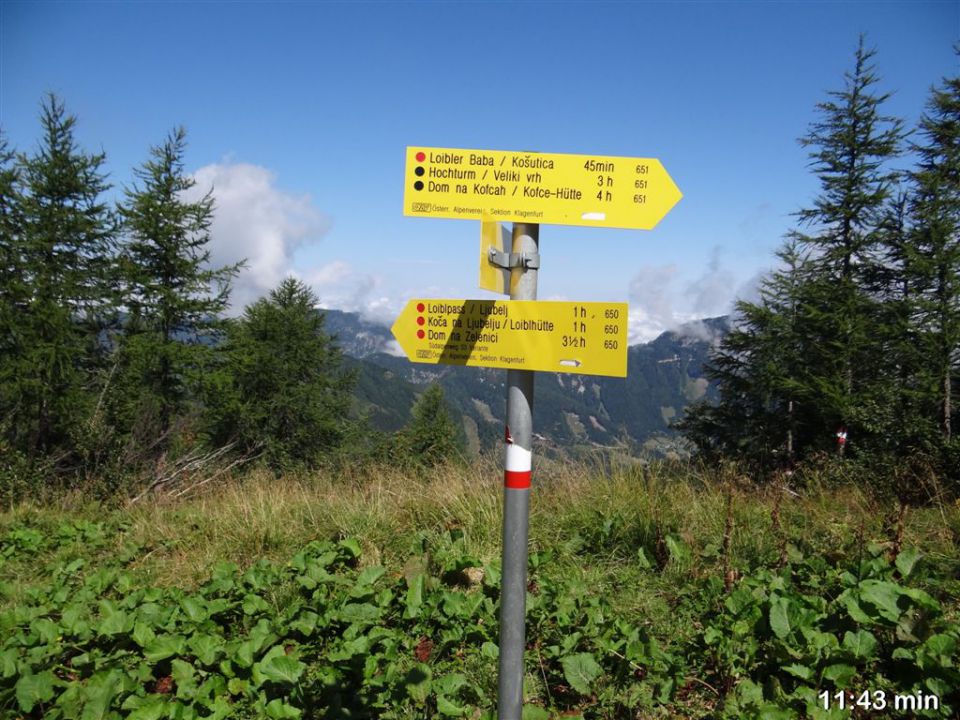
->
[3,96,118,460]
[115,127,240,451]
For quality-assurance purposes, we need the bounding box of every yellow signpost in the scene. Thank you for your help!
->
[390,298,628,378]
[399,144,681,719]
[404,146,682,230]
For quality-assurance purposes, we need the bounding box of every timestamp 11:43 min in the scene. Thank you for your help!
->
[819,689,940,713]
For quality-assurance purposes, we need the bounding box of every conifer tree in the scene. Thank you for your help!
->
[869,192,938,453]
[0,134,22,352]
[2,96,117,457]
[791,36,904,450]
[0,133,21,283]
[394,383,464,468]
[681,38,905,468]
[796,36,904,280]
[206,278,355,470]
[678,241,813,468]
[905,66,960,446]
[0,134,24,445]
[115,127,240,447]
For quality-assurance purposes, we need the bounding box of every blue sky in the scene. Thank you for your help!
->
[3,0,957,343]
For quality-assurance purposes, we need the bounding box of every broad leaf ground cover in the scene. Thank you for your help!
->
[1,460,958,718]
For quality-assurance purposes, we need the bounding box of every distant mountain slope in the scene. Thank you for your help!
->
[323,309,397,358]
[326,309,729,456]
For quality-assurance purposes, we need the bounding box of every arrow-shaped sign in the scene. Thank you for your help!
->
[391,299,628,377]
[404,147,681,230]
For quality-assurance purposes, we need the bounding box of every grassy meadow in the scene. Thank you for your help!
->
[1,456,959,718]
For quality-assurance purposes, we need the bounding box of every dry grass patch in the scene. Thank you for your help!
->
[121,456,505,587]
[3,455,958,600]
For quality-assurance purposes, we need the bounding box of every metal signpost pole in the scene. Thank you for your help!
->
[498,222,539,719]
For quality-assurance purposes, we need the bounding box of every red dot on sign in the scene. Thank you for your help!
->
[416,302,425,312]
[417,329,425,340]
[417,316,425,326]
[416,152,426,162]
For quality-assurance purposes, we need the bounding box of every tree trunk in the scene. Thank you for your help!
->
[944,366,952,443]
[787,399,794,460]
[939,268,952,442]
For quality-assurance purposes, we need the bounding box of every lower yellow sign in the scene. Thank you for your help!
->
[391,299,628,377]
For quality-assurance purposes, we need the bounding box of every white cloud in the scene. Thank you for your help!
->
[674,319,726,346]
[184,162,328,313]
[628,306,668,344]
[307,260,351,287]
[684,246,736,317]
[301,263,402,328]
[734,270,767,307]
[382,339,405,357]
[362,295,401,326]
[627,305,700,344]
[627,263,679,342]
[627,250,739,344]
[628,263,678,328]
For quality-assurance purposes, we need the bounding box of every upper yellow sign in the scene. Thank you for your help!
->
[404,147,682,230]
[391,299,628,377]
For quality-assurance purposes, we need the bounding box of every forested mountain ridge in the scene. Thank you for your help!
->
[325,309,729,456]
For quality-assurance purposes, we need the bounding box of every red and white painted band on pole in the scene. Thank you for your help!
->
[504,439,532,489]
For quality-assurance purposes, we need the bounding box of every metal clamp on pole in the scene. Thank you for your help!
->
[488,247,541,270]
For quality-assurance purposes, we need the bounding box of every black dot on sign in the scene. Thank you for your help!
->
[414,181,424,191]
[415,166,425,177]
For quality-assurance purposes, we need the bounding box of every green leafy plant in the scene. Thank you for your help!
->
[696,544,959,718]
